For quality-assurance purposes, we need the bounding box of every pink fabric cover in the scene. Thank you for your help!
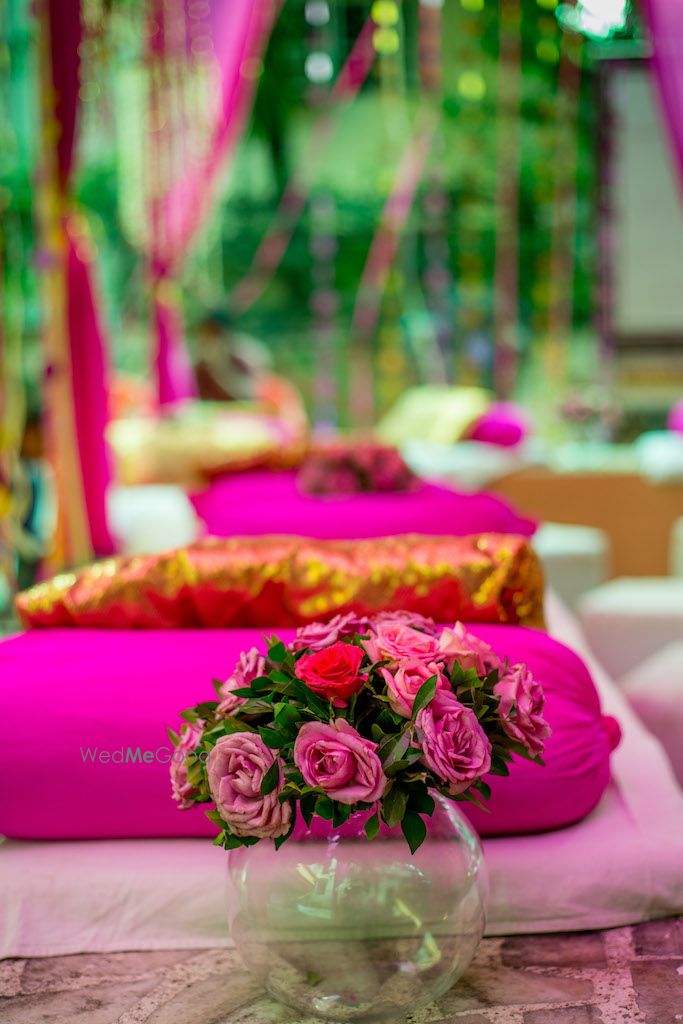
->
[668,398,683,434]
[466,402,531,448]
[0,624,616,841]
[190,470,536,539]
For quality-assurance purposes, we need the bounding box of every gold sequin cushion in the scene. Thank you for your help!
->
[16,534,545,630]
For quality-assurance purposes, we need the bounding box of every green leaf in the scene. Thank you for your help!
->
[193,701,219,718]
[407,785,435,816]
[456,787,489,812]
[274,812,295,850]
[300,793,317,828]
[268,641,287,663]
[364,809,380,841]
[401,810,427,854]
[166,727,180,745]
[411,676,438,721]
[332,802,352,827]
[378,729,410,768]
[274,703,302,733]
[260,758,281,797]
[221,717,257,735]
[489,758,510,777]
[179,709,198,723]
[250,675,275,693]
[258,726,289,749]
[222,833,245,850]
[315,795,335,820]
[212,678,224,697]
[382,784,408,827]
[384,747,422,775]
[377,708,403,731]
[205,809,227,828]
[371,723,385,743]
[475,780,491,801]
[212,831,226,846]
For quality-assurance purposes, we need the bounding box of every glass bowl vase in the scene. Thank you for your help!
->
[227,794,486,1022]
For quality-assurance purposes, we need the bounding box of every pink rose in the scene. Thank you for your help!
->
[381,659,450,718]
[295,641,367,707]
[494,664,552,757]
[438,622,501,676]
[206,733,292,839]
[294,720,387,804]
[417,691,492,795]
[216,647,266,717]
[291,613,369,653]
[170,722,204,809]
[370,611,440,636]
[362,622,441,665]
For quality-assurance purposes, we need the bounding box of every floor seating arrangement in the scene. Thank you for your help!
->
[2,591,682,956]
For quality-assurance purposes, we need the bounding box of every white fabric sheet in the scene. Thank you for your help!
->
[2,593,683,957]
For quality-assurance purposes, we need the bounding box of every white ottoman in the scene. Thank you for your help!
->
[107,485,200,555]
[620,642,683,786]
[671,516,683,577]
[577,577,683,679]
[532,522,610,609]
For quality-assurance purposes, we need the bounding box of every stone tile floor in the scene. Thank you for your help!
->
[1,919,682,1024]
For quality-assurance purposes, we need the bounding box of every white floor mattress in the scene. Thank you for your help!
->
[2,592,683,957]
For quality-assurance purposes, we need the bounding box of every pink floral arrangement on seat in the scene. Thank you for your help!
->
[296,442,417,496]
[169,613,551,853]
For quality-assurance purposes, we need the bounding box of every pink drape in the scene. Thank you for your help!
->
[46,0,114,557]
[147,0,278,406]
[642,0,683,200]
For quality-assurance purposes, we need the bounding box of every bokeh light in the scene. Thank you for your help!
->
[372,27,401,56]
[371,1,400,27]
[457,70,486,102]
[304,52,334,84]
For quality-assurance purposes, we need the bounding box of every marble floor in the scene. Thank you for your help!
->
[1,919,682,1024]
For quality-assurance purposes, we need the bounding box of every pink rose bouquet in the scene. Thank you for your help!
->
[170,614,550,853]
[297,442,418,496]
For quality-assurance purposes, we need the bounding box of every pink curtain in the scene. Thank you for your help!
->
[46,0,114,557]
[146,0,278,406]
[642,0,683,199]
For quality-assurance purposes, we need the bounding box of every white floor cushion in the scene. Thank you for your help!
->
[577,577,683,678]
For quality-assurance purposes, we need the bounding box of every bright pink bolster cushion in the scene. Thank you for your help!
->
[189,469,536,539]
[0,624,617,840]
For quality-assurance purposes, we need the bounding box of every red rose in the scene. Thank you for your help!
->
[294,641,366,706]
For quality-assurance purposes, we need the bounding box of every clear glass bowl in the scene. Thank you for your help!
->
[227,795,487,1022]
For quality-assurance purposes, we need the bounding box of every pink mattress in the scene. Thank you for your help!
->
[189,470,536,539]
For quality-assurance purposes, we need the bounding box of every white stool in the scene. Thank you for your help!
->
[107,485,200,555]
[577,577,683,679]
[532,523,610,609]
[670,517,683,578]
[620,642,683,786]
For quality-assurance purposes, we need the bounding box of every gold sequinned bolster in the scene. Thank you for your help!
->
[15,534,545,630]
